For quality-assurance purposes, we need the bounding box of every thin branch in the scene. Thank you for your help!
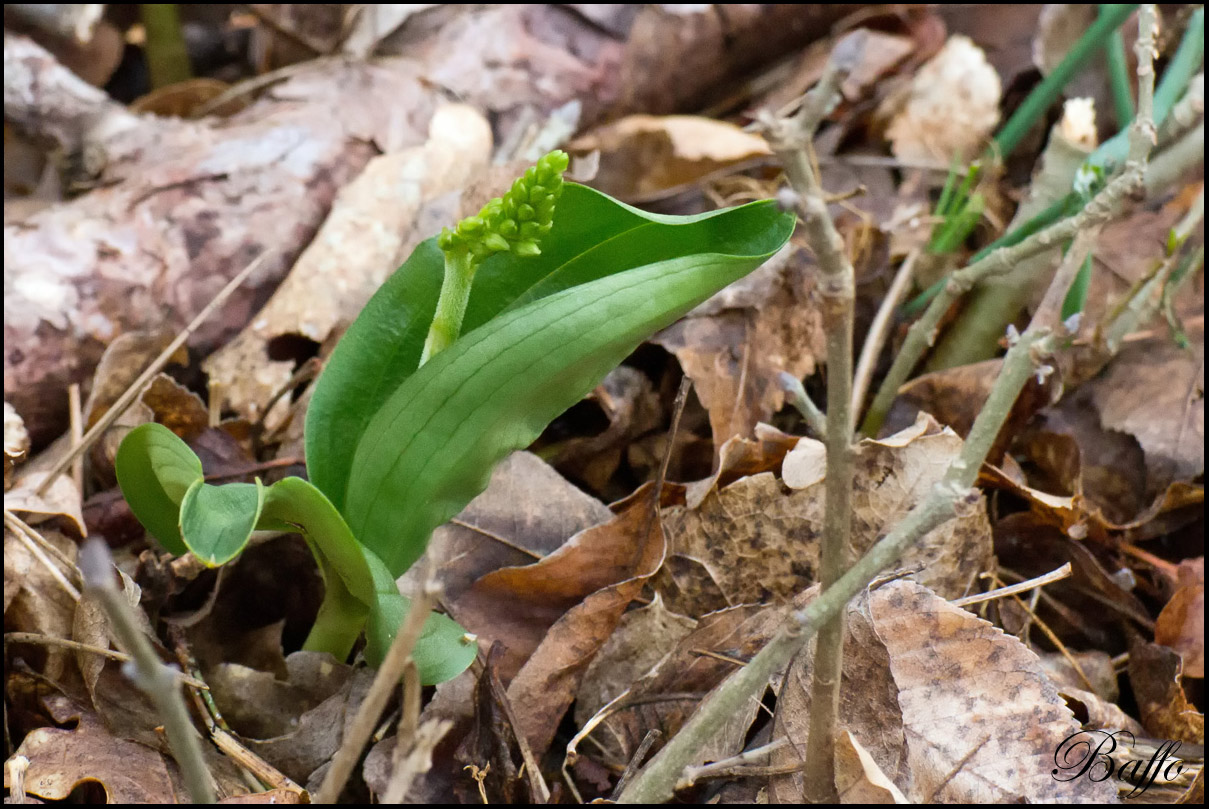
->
[852,248,920,421]
[761,50,857,802]
[78,539,217,804]
[953,563,1073,607]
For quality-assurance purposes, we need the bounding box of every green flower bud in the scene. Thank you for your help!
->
[439,150,569,262]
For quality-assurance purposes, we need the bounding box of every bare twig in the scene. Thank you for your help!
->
[953,563,1073,607]
[852,249,919,422]
[36,252,271,495]
[778,372,827,437]
[67,384,83,493]
[3,511,81,602]
[78,539,217,804]
[314,583,436,804]
[616,9,1160,803]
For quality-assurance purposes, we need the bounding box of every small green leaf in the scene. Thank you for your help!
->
[362,548,477,685]
[179,478,265,566]
[115,423,203,555]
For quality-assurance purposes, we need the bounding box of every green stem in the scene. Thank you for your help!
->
[139,4,192,89]
[420,249,476,365]
[301,573,368,661]
[1103,6,1137,126]
[992,4,1138,159]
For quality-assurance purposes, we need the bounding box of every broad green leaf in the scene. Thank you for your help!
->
[345,232,793,576]
[362,548,477,685]
[179,478,265,566]
[306,183,792,512]
[115,423,203,555]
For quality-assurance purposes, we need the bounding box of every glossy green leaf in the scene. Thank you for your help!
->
[362,548,477,685]
[114,423,203,555]
[345,227,794,576]
[306,183,792,512]
[179,478,265,566]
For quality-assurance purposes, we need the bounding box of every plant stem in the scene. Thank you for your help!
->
[853,249,919,419]
[1103,6,1137,126]
[617,10,1159,802]
[420,249,475,366]
[764,58,855,802]
[139,4,192,89]
[78,539,217,804]
[992,4,1138,159]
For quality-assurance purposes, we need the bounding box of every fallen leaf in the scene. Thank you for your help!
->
[869,579,1119,802]
[834,729,911,804]
[413,451,613,604]
[658,413,992,617]
[1155,564,1205,679]
[654,246,824,450]
[570,114,771,202]
[4,400,30,488]
[1128,639,1205,744]
[3,696,179,803]
[574,593,696,728]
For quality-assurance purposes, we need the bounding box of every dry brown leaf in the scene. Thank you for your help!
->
[452,483,678,683]
[204,103,493,428]
[654,248,824,450]
[884,35,1001,163]
[587,593,807,773]
[208,651,354,741]
[869,579,1119,802]
[1086,323,1204,491]
[414,451,613,604]
[3,527,78,681]
[1129,639,1204,744]
[569,114,771,202]
[1155,574,1205,679]
[1058,687,1147,736]
[574,593,696,727]
[834,729,911,804]
[502,487,668,756]
[659,413,992,617]
[3,696,180,803]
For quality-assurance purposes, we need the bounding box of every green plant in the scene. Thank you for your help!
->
[116,150,794,683]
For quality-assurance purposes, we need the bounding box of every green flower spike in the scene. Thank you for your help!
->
[422,150,569,364]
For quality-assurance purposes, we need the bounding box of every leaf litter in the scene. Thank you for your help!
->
[3,4,1204,804]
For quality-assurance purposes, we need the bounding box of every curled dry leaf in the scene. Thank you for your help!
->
[1155,559,1205,679]
[569,114,771,202]
[884,35,1001,163]
[204,104,494,428]
[834,730,911,804]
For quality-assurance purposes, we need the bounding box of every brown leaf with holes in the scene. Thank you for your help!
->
[869,579,1118,802]
[654,248,823,450]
